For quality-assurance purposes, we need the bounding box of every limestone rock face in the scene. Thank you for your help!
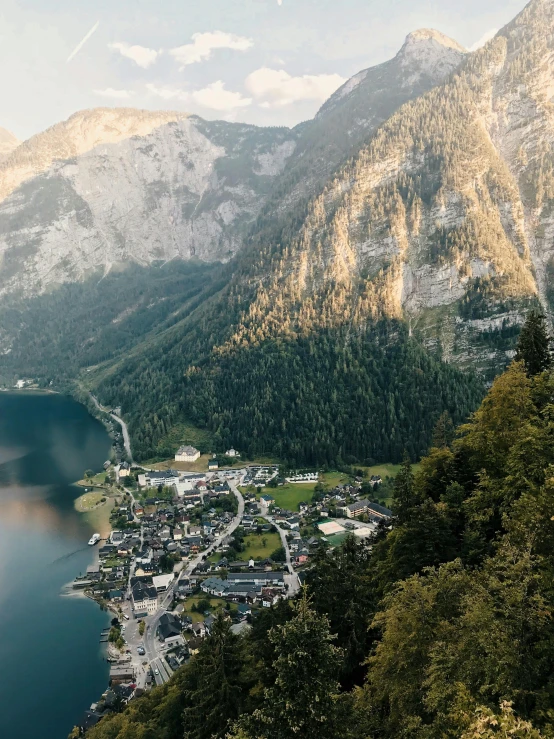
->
[0,110,297,295]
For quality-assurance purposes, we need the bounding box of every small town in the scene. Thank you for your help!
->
[72,442,392,733]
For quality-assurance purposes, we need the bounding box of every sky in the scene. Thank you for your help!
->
[1,0,530,141]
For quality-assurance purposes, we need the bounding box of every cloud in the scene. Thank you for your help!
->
[93,88,135,100]
[147,81,251,112]
[169,31,253,67]
[66,21,100,63]
[109,42,160,68]
[468,28,498,52]
[244,67,346,107]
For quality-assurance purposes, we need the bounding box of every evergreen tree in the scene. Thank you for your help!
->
[234,590,344,739]
[432,410,455,449]
[515,310,552,377]
[182,612,245,739]
[392,453,416,525]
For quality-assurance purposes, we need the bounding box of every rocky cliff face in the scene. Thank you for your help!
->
[229,0,553,377]
[0,110,296,295]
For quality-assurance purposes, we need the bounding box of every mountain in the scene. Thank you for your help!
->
[6,4,554,465]
[230,0,553,379]
[0,30,465,300]
[0,128,20,163]
[0,108,297,296]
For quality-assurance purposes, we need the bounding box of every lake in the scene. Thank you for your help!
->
[0,392,112,739]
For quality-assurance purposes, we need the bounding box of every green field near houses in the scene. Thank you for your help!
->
[181,595,228,623]
[241,532,281,560]
[263,483,316,512]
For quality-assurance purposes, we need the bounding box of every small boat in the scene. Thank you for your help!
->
[88,533,101,546]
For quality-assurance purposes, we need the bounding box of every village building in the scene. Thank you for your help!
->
[131,581,158,616]
[175,445,200,462]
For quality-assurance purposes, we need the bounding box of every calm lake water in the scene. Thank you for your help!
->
[0,392,112,739]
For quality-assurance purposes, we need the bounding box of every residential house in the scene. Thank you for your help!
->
[115,461,131,481]
[208,459,219,471]
[191,622,207,638]
[157,612,183,645]
[131,581,158,616]
[175,445,200,463]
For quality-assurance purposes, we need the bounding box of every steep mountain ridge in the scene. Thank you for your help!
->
[270,28,467,216]
[226,0,551,377]
[3,2,552,465]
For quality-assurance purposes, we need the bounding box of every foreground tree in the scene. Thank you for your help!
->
[515,310,551,377]
[182,612,246,739]
[233,590,344,739]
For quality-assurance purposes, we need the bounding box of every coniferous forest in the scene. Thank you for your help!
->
[76,313,554,739]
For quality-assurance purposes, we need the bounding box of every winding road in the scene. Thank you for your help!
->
[89,393,133,462]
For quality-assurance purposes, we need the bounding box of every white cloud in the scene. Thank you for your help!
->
[109,42,160,68]
[244,67,346,107]
[169,31,253,67]
[93,88,135,100]
[468,28,498,52]
[146,81,251,112]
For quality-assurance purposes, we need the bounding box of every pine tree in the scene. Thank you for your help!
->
[432,411,455,449]
[182,612,245,739]
[392,453,416,525]
[233,589,344,739]
[515,310,552,377]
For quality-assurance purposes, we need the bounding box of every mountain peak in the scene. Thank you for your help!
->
[396,28,466,80]
[401,28,466,54]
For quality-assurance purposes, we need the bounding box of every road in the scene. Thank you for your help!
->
[262,511,301,596]
[89,393,133,462]
[143,481,245,684]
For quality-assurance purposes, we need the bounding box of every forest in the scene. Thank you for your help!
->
[75,312,554,739]
[97,320,484,464]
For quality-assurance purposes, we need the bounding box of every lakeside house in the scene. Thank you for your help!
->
[131,581,158,616]
[175,445,200,462]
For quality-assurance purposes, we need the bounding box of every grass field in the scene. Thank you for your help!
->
[262,483,317,512]
[76,470,109,488]
[74,491,106,511]
[363,462,421,479]
[241,532,281,559]
[151,454,212,473]
[182,595,227,623]
[321,471,350,488]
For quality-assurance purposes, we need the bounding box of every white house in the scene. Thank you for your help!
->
[175,445,200,462]
[225,448,239,458]
[132,582,158,616]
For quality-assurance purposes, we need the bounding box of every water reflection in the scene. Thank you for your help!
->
[0,392,112,739]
